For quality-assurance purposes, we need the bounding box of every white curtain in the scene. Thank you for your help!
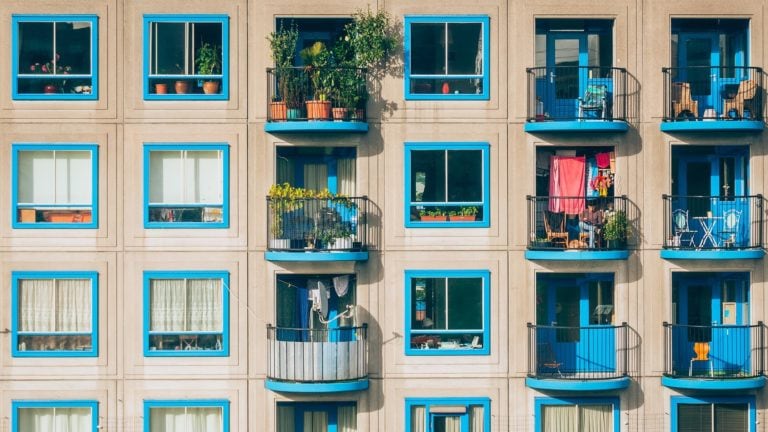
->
[276,406,295,432]
[303,163,328,192]
[337,158,356,196]
[445,416,461,432]
[186,279,223,331]
[18,407,92,432]
[303,410,328,432]
[579,404,612,432]
[410,406,426,432]
[18,150,92,205]
[19,279,91,333]
[150,407,222,432]
[469,405,484,432]
[542,405,577,432]
[149,150,222,205]
[337,405,357,432]
[150,279,186,332]
[150,279,222,332]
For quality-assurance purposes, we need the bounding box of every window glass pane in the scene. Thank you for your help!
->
[411,150,446,202]
[18,151,55,204]
[447,278,482,329]
[18,22,54,74]
[714,403,748,432]
[578,404,612,432]
[184,151,223,204]
[542,405,578,432]
[150,407,187,431]
[588,281,614,325]
[555,286,580,342]
[187,407,223,432]
[411,23,445,75]
[19,407,93,431]
[149,151,184,203]
[410,406,426,432]
[55,151,92,205]
[469,405,484,432]
[18,407,54,431]
[678,404,711,432]
[447,23,482,75]
[447,150,482,202]
[152,23,186,74]
[56,22,92,75]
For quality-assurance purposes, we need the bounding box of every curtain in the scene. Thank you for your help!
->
[469,405,484,432]
[276,156,294,185]
[18,150,92,205]
[19,279,91,333]
[579,404,612,432]
[337,405,357,432]
[337,158,356,196]
[474,26,483,93]
[150,279,221,332]
[150,279,186,331]
[410,405,426,432]
[187,407,222,432]
[186,279,222,332]
[149,150,222,205]
[18,407,92,432]
[150,407,222,432]
[542,405,577,432]
[548,156,586,215]
[303,163,328,192]
[303,410,328,432]
[276,405,295,432]
[445,416,461,432]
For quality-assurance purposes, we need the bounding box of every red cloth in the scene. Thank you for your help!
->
[595,152,611,168]
[549,156,586,214]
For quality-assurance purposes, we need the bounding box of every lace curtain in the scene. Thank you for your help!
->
[150,278,222,332]
[19,278,91,333]
[18,407,92,432]
[149,407,222,432]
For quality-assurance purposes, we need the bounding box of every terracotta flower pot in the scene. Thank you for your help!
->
[306,100,331,120]
[332,107,349,121]
[174,80,190,94]
[155,83,168,94]
[269,101,288,121]
[202,81,220,94]
[449,215,477,222]
[43,84,58,94]
[420,215,448,222]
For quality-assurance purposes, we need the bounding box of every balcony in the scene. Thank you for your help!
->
[661,195,765,260]
[662,323,766,390]
[265,325,369,393]
[526,323,631,391]
[265,67,368,133]
[661,66,764,132]
[525,196,630,260]
[525,66,630,133]
[266,196,370,262]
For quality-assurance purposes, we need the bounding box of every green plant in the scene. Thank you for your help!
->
[267,25,300,105]
[603,210,629,242]
[195,43,222,75]
[300,42,332,100]
[267,183,313,238]
[460,206,478,216]
[419,208,447,217]
[344,8,396,70]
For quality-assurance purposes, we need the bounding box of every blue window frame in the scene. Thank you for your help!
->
[535,397,620,432]
[277,402,357,431]
[405,270,490,356]
[11,144,98,229]
[144,400,229,431]
[405,142,490,228]
[671,396,755,432]
[143,144,229,229]
[12,400,99,431]
[11,271,98,358]
[405,397,490,432]
[143,15,229,100]
[404,15,490,100]
[143,271,229,357]
[12,15,98,101]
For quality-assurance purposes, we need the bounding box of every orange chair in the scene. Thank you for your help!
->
[689,341,713,376]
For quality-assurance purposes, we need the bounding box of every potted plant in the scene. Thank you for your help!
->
[603,210,628,249]
[449,206,479,222]
[419,208,448,222]
[300,42,332,120]
[29,54,72,93]
[170,63,190,94]
[195,42,222,94]
[267,183,312,249]
[267,25,300,120]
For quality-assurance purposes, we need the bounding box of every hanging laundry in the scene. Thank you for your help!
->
[586,157,599,198]
[595,152,611,169]
[549,155,586,214]
[333,275,350,297]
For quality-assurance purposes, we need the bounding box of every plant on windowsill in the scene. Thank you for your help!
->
[267,24,300,120]
[448,206,479,222]
[419,208,448,222]
[195,42,222,94]
[602,210,628,249]
[301,42,333,120]
[170,62,191,94]
[29,54,72,94]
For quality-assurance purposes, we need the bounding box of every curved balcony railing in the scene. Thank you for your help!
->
[527,323,629,380]
[526,66,629,122]
[663,322,765,379]
[266,325,368,384]
[662,66,763,122]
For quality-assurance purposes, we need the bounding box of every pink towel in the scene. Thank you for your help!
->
[549,156,586,214]
[595,152,611,168]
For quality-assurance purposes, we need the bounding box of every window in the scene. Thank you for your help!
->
[143,271,229,357]
[277,402,356,431]
[12,144,98,229]
[405,270,490,355]
[11,272,98,357]
[12,400,98,432]
[404,16,489,100]
[144,400,229,432]
[405,143,490,228]
[535,397,619,432]
[143,15,229,100]
[144,144,229,228]
[672,396,754,432]
[406,398,489,432]
[12,15,98,100]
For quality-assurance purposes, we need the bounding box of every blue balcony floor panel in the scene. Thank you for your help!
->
[525,250,630,261]
[265,251,369,262]
[660,249,765,260]
[265,378,369,393]
[526,376,631,392]
[660,120,764,132]
[265,121,368,133]
[525,120,630,133]
[662,375,766,391]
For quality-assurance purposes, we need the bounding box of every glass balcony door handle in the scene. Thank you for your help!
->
[550,72,556,83]
[711,74,717,82]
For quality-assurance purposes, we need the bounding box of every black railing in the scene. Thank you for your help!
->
[662,66,763,121]
[267,196,369,252]
[526,195,630,250]
[526,66,629,122]
[663,322,764,379]
[266,325,368,383]
[266,67,368,122]
[662,195,764,250]
[527,323,629,380]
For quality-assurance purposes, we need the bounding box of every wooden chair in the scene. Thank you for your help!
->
[537,342,563,377]
[672,82,699,119]
[723,79,757,119]
[543,211,569,248]
[689,341,714,377]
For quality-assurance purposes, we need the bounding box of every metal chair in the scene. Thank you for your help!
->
[719,209,741,247]
[578,84,608,119]
[537,342,563,377]
[672,209,697,247]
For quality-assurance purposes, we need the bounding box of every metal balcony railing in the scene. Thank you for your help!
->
[266,67,368,122]
[526,195,630,251]
[266,196,369,252]
[663,322,765,379]
[662,195,764,250]
[266,325,368,384]
[662,66,763,121]
[527,323,629,380]
[526,66,629,122]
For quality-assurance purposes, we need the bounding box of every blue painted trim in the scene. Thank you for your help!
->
[12,15,99,101]
[524,120,629,133]
[264,121,369,133]
[662,375,766,390]
[143,143,230,229]
[404,15,490,101]
[142,14,229,101]
[525,250,630,261]
[144,400,230,432]
[12,400,99,432]
[404,270,491,356]
[671,395,756,432]
[404,142,491,228]
[264,251,369,262]
[265,379,369,393]
[405,397,491,432]
[534,397,620,432]
[142,271,230,357]
[11,144,99,229]
[11,271,98,358]
[660,249,765,260]
[661,120,764,132]
[526,376,631,392]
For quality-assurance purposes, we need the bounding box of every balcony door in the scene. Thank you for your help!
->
[546,33,588,118]
[677,33,721,115]
[277,402,356,432]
